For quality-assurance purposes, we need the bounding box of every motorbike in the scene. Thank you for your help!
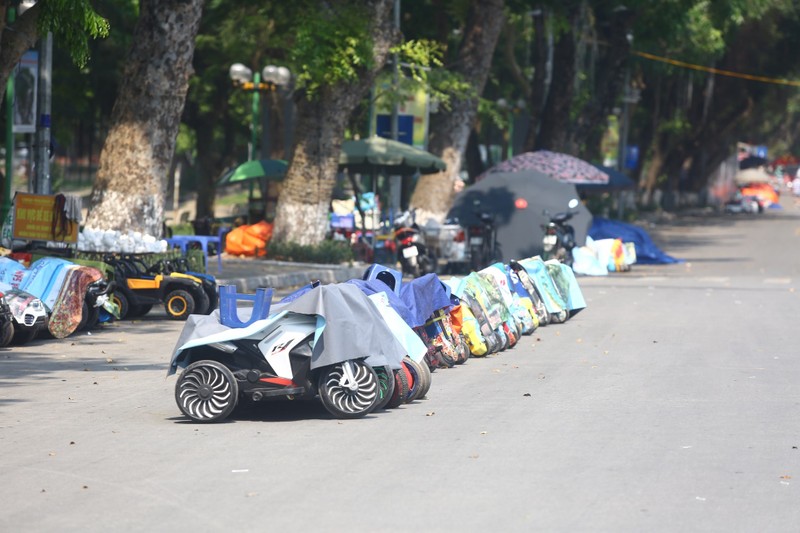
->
[393,210,437,278]
[419,218,467,274]
[466,200,498,272]
[168,284,397,423]
[541,198,580,266]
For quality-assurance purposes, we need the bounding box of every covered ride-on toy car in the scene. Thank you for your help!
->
[0,284,48,344]
[104,255,212,320]
[0,256,114,339]
[168,283,407,423]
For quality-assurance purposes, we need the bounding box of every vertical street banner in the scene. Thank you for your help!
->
[13,50,39,134]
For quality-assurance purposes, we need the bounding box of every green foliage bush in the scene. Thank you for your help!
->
[267,239,354,264]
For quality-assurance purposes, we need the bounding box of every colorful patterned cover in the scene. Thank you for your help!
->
[0,257,104,338]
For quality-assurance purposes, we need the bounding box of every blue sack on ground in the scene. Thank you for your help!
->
[588,217,682,264]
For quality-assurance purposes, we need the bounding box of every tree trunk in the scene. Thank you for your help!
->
[271,0,396,246]
[85,0,202,237]
[523,9,550,152]
[534,6,579,152]
[568,6,634,161]
[409,0,506,224]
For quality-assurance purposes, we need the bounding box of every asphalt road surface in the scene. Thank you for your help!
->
[2,202,800,532]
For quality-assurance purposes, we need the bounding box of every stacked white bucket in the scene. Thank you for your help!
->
[78,228,169,254]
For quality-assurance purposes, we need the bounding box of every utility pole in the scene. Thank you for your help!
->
[389,0,401,215]
[2,6,16,223]
[34,32,53,194]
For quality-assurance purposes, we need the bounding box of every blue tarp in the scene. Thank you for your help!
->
[345,278,417,327]
[588,217,683,264]
[398,274,451,327]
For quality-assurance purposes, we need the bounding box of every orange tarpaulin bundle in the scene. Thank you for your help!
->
[740,183,779,206]
[225,221,273,257]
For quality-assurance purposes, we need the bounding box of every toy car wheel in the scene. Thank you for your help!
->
[112,292,130,320]
[0,320,14,347]
[12,326,37,345]
[401,359,421,403]
[204,286,218,313]
[318,360,379,419]
[175,360,239,423]
[164,289,195,320]
[192,287,210,315]
[404,357,430,401]
[372,365,396,411]
[415,357,432,399]
[128,304,153,317]
[386,367,409,409]
[85,305,100,330]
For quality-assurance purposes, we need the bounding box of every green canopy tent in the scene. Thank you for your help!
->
[216,159,288,222]
[339,136,446,176]
[338,136,446,236]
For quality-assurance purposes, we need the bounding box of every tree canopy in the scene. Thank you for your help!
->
[8,0,800,239]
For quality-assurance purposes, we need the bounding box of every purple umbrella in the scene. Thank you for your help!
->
[476,150,609,185]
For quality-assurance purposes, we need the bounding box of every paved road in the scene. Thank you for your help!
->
[1,203,799,532]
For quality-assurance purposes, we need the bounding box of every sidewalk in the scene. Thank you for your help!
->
[213,255,368,292]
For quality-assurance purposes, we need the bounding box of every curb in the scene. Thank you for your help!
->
[216,264,368,292]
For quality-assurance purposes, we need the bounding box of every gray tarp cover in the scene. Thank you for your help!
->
[170,283,407,372]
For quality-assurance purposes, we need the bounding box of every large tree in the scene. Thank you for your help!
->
[408,0,506,224]
[182,2,296,220]
[271,0,398,245]
[84,0,203,236]
[631,0,796,199]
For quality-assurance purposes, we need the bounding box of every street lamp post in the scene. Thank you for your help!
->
[229,63,291,220]
[229,63,291,161]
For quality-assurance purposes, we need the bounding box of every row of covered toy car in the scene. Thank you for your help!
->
[0,248,220,346]
[362,256,584,366]
[165,255,584,423]
[442,257,586,359]
[0,256,114,343]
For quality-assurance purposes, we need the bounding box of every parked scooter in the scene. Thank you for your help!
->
[541,198,580,266]
[393,210,437,278]
[466,200,498,272]
[420,218,467,274]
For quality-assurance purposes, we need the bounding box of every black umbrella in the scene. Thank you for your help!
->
[448,171,592,263]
